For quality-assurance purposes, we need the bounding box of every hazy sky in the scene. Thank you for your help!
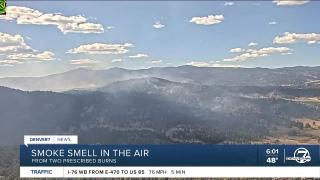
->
[0,1,319,77]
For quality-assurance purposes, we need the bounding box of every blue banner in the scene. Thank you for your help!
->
[20,144,319,166]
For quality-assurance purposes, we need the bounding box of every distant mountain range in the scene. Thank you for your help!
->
[1,66,320,91]
[1,66,320,146]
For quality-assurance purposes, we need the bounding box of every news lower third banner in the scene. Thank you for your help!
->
[20,136,320,178]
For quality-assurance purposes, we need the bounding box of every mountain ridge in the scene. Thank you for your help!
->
[0,66,320,91]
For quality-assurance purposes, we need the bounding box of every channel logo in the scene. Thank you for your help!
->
[286,147,311,164]
[0,0,6,15]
